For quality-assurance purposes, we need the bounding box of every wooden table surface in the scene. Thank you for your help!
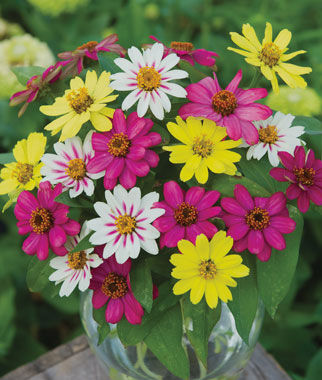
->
[1,335,291,380]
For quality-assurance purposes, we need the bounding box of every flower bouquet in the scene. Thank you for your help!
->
[1,22,321,380]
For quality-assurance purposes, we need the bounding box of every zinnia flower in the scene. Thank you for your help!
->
[87,185,165,264]
[41,131,101,198]
[178,70,272,145]
[270,146,322,213]
[163,116,241,184]
[40,70,117,142]
[221,184,296,261]
[244,111,305,167]
[0,133,46,196]
[87,109,161,190]
[58,34,126,78]
[89,254,144,324]
[170,232,249,308]
[110,42,188,120]
[146,36,218,66]
[14,181,81,260]
[153,181,221,248]
[49,222,103,297]
[228,22,312,93]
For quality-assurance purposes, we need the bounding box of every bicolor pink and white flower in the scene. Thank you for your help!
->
[89,254,144,324]
[221,184,296,261]
[49,222,103,297]
[110,43,188,120]
[87,109,161,190]
[87,185,165,264]
[153,181,221,248]
[41,131,101,198]
[244,112,305,167]
[270,146,322,213]
[14,181,81,260]
[178,70,272,145]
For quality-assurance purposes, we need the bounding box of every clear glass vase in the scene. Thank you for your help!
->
[80,290,264,380]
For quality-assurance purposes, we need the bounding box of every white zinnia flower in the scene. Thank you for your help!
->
[41,131,103,198]
[110,42,188,120]
[49,223,103,297]
[244,111,305,167]
[88,184,165,264]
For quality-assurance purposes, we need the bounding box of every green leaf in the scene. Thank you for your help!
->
[257,205,303,318]
[228,254,258,344]
[11,66,44,86]
[307,349,322,380]
[69,232,94,253]
[93,307,110,345]
[0,277,16,357]
[98,52,119,75]
[295,116,322,159]
[0,152,14,165]
[182,297,221,367]
[131,259,153,313]
[54,191,92,208]
[144,303,189,379]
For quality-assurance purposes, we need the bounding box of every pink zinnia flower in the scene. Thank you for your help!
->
[89,253,144,324]
[14,181,81,260]
[153,181,221,248]
[87,109,161,190]
[270,146,322,213]
[178,70,272,145]
[147,35,218,66]
[221,184,296,262]
[58,34,126,78]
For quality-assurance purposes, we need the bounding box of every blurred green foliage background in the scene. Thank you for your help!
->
[0,0,321,378]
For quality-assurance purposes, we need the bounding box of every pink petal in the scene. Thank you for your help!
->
[123,292,144,324]
[37,234,49,260]
[197,190,220,210]
[17,191,38,213]
[127,118,146,139]
[49,225,66,247]
[254,197,268,209]
[113,109,126,133]
[226,70,242,93]
[233,236,248,252]
[62,219,80,235]
[305,149,315,168]
[185,224,203,244]
[309,186,322,206]
[119,166,137,189]
[198,220,217,239]
[14,204,30,222]
[270,216,296,234]
[22,232,41,255]
[104,175,118,190]
[126,145,145,161]
[126,159,149,177]
[105,298,124,323]
[163,181,184,208]
[153,216,176,233]
[105,157,125,179]
[224,114,242,140]
[222,214,244,226]
[263,227,286,250]
[286,184,301,199]
[270,168,290,182]
[266,192,286,216]
[92,132,109,151]
[297,191,310,213]
[227,223,249,240]
[144,150,159,168]
[234,104,272,121]
[198,206,221,220]
[221,198,247,216]
[185,187,205,205]
[257,244,272,262]
[237,88,268,104]
[278,151,295,170]
[186,82,213,103]
[51,245,68,256]
[234,184,254,210]
[164,225,185,247]
[192,50,217,66]
[294,146,306,167]
[240,120,259,145]
[92,289,109,309]
[248,230,264,254]
[178,102,214,120]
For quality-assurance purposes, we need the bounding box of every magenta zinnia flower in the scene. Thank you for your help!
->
[270,146,322,213]
[87,109,161,190]
[221,184,296,261]
[147,35,218,66]
[14,181,81,260]
[178,70,272,145]
[89,253,144,324]
[153,181,221,248]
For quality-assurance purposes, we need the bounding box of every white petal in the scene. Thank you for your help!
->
[276,113,295,130]
[83,179,94,196]
[114,57,138,74]
[137,92,151,117]
[127,46,145,67]
[128,187,141,216]
[88,254,103,268]
[110,80,137,91]
[105,190,122,213]
[160,83,187,98]
[79,221,92,240]
[150,43,164,68]
[140,191,159,210]
[268,146,279,167]
[69,182,84,198]
[59,273,80,297]
[157,53,180,72]
[141,239,159,255]
[162,69,188,81]
[129,233,141,259]
[50,256,68,270]
[83,130,95,157]
[103,237,122,259]
[246,145,255,160]
[137,223,160,239]
[158,91,171,113]
[90,228,117,245]
[94,201,112,218]
[122,89,141,111]
[149,92,164,120]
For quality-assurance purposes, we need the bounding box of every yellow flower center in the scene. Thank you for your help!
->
[212,90,237,116]
[199,259,217,280]
[77,41,98,51]
[258,125,279,144]
[259,42,281,67]
[68,250,87,270]
[66,158,86,180]
[137,67,161,92]
[174,202,198,226]
[101,272,128,299]
[13,162,34,185]
[293,167,315,187]
[107,133,131,157]
[115,214,136,235]
[245,207,270,231]
[29,208,53,234]
[170,41,194,52]
[67,87,94,114]
[192,135,214,158]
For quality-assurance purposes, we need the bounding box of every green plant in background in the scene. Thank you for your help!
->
[27,0,90,17]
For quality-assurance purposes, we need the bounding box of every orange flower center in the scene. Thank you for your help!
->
[212,90,237,116]
[101,272,128,299]
[66,158,86,180]
[192,135,214,158]
[29,208,53,234]
[115,214,136,235]
[67,87,93,114]
[258,125,279,144]
[68,250,87,270]
[174,202,198,226]
[170,41,194,52]
[107,133,131,157]
[245,207,270,230]
[13,162,34,184]
[199,259,216,280]
[137,67,161,92]
[293,167,315,187]
[77,41,98,51]
[259,42,281,67]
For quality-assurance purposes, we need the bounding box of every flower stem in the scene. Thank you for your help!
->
[135,342,162,380]
[248,69,261,89]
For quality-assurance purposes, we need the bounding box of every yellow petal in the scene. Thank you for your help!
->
[225,264,250,278]
[229,32,259,54]
[195,159,209,184]
[242,23,262,50]
[275,66,307,88]
[205,281,218,309]
[170,254,197,268]
[216,255,243,269]
[212,150,241,163]
[40,100,70,116]
[59,113,88,141]
[274,29,292,50]
[167,121,191,144]
[180,154,201,182]
[24,178,36,191]
[270,70,279,93]
[13,139,27,163]
[190,277,206,304]
[90,111,113,132]
[214,280,232,303]
[85,70,98,95]
[171,267,199,279]
[212,124,228,142]
[206,157,225,173]
[227,47,255,58]
[166,146,192,164]
[44,112,75,132]
[186,117,202,139]
[70,76,84,90]
[173,278,194,295]
[0,179,17,195]
[93,71,113,100]
[215,273,237,287]
[280,50,306,62]
[177,240,199,263]
[215,139,241,150]
[279,62,312,76]
[99,107,115,118]
[245,57,261,66]
[260,65,273,80]
[195,234,210,260]
[27,133,47,165]
[262,22,273,45]
[210,232,233,261]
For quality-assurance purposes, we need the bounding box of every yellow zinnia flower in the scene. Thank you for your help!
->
[170,232,249,308]
[228,22,312,93]
[163,116,241,184]
[40,70,117,142]
[0,132,46,195]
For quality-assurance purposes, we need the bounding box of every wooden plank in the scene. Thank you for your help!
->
[1,335,291,380]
